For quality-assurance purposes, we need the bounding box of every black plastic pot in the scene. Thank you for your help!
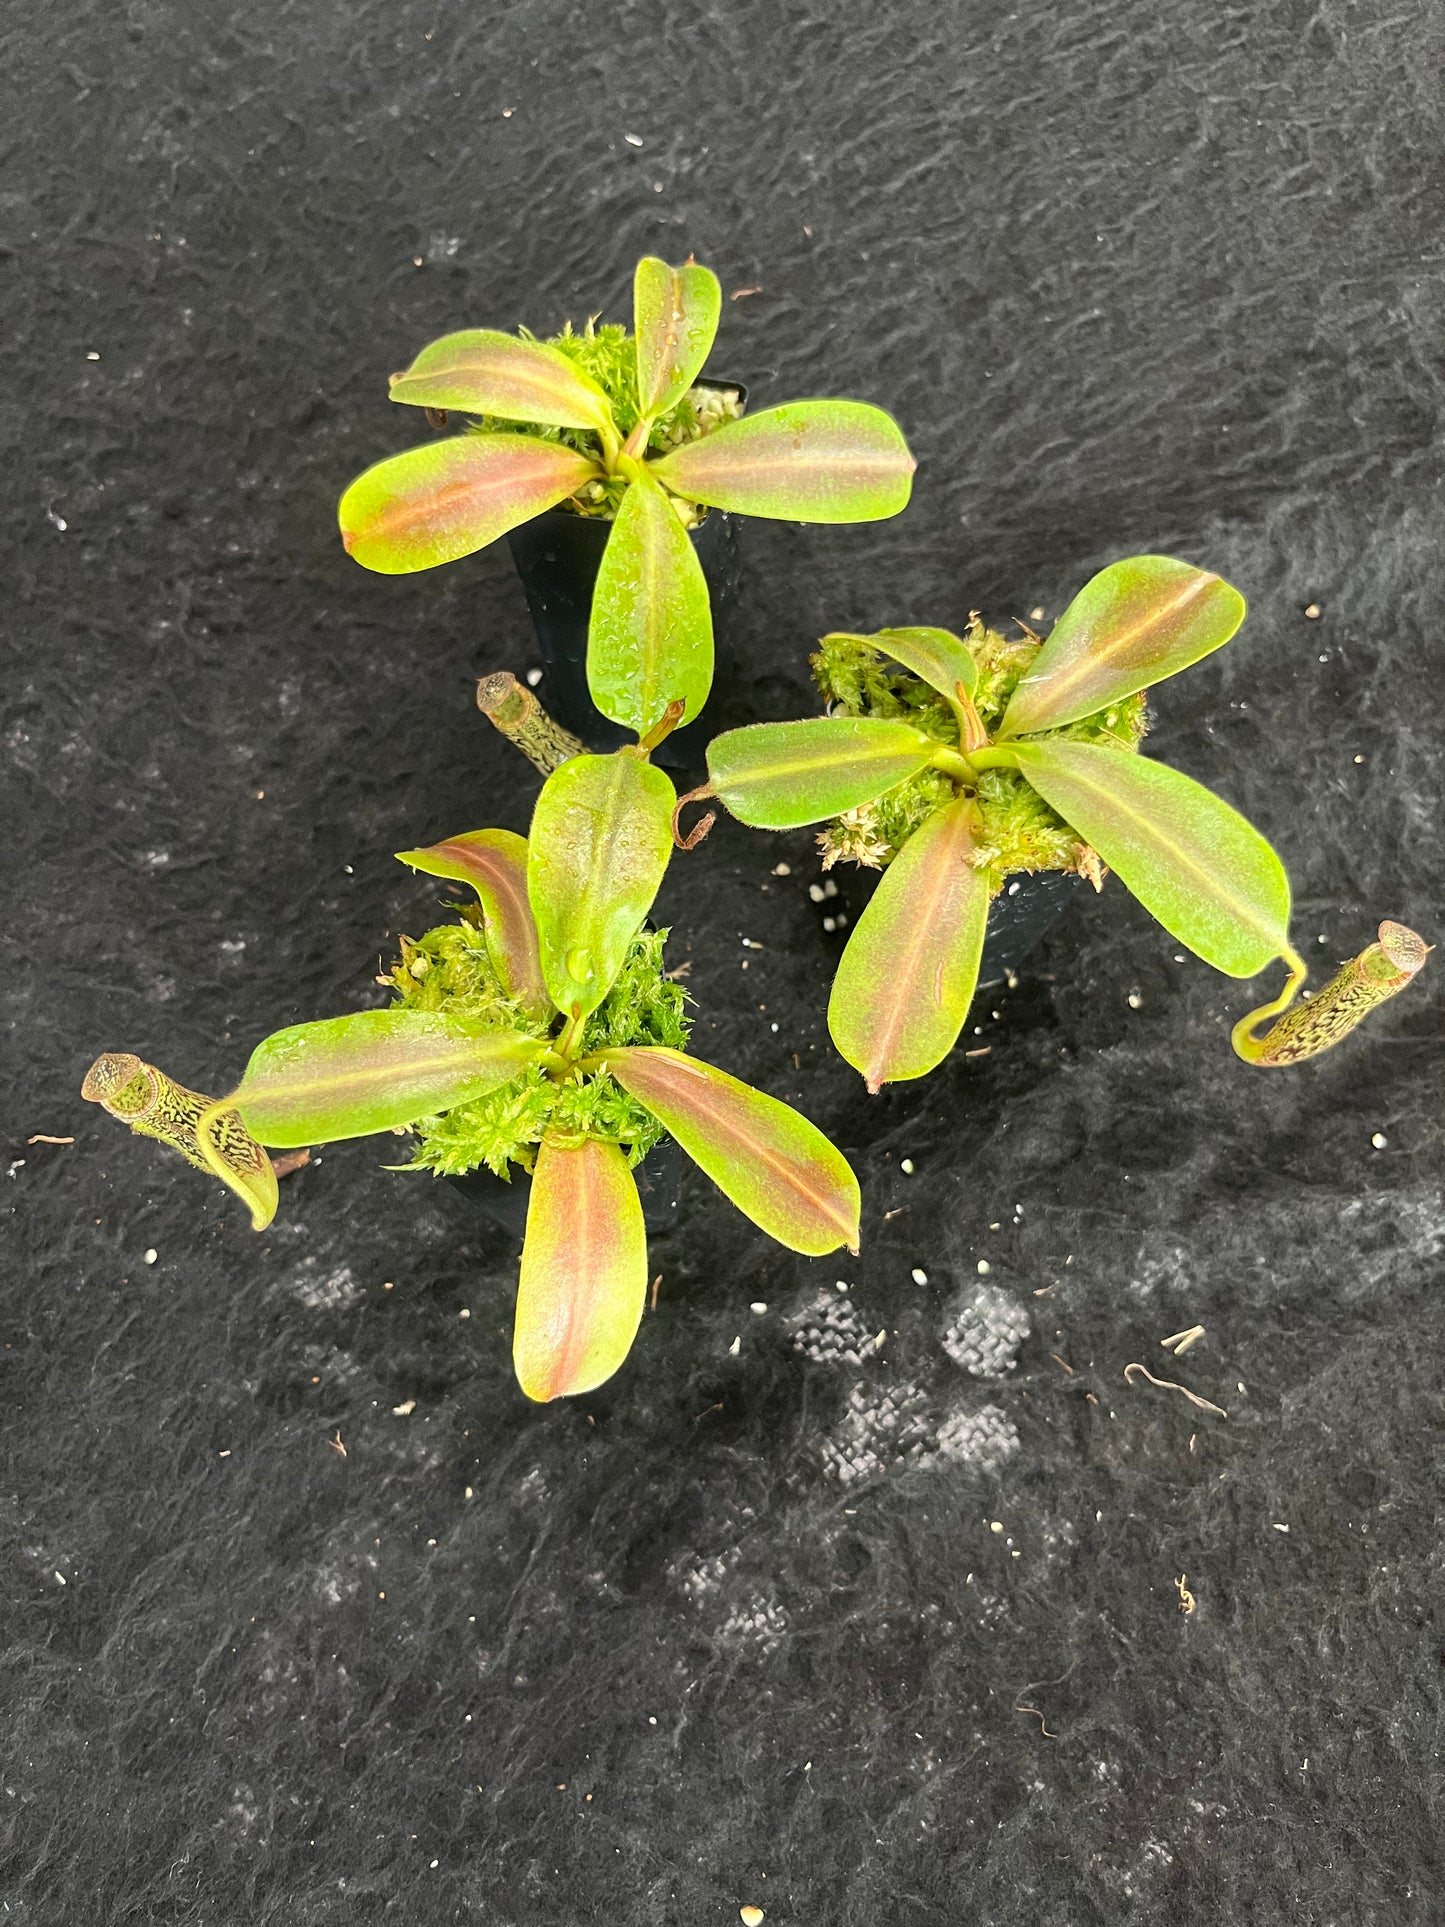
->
[504,382,747,768]
[976,868,1084,991]
[441,1136,682,1242]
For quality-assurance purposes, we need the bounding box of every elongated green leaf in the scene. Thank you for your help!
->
[707,716,937,829]
[339,434,599,574]
[513,1134,648,1402]
[633,257,722,420]
[1000,555,1247,737]
[600,1047,860,1255]
[387,329,616,433]
[1010,740,1290,976]
[649,401,915,522]
[527,753,675,1019]
[872,626,978,701]
[228,1010,546,1147]
[588,470,714,734]
[828,799,991,1090]
[396,828,549,1019]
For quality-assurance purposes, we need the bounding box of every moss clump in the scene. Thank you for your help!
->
[463,320,744,525]
[810,618,1148,890]
[383,912,690,1179]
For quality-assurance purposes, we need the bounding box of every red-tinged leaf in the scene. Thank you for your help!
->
[600,1047,860,1256]
[588,470,714,734]
[527,753,675,1019]
[387,329,616,432]
[396,829,548,1018]
[648,401,915,522]
[828,799,991,1090]
[338,434,599,574]
[870,626,979,710]
[1009,739,1291,976]
[706,716,937,829]
[227,1010,547,1147]
[999,555,1247,736]
[513,1133,648,1402]
[633,256,723,420]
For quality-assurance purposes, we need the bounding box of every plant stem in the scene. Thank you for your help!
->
[964,746,1022,773]
[597,416,623,473]
[930,743,1019,785]
[553,1011,587,1063]
[476,672,586,775]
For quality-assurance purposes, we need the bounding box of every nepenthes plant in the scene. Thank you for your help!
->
[337,253,915,742]
[677,555,1428,1089]
[83,715,859,1401]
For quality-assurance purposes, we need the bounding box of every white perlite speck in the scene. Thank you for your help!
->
[939,1282,1030,1377]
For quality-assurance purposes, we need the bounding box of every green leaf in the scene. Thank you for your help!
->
[227,1010,547,1147]
[1009,740,1290,976]
[587,470,714,735]
[338,434,599,574]
[999,555,1247,737]
[387,329,616,433]
[600,1047,860,1255]
[648,401,915,522]
[513,1133,648,1402]
[871,626,978,701]
[706,716,937,829]
[828,799,991,1090]
[396,828,549,1019]
[633,256,722,420]
[527,753,675,1019]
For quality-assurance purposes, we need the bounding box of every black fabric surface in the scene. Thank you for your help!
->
[4,4,1443,1922]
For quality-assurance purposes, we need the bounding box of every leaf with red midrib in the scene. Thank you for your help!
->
[513,1135,648,1402]
[649,401,914,523]
[396,829,548,1019]
[633,257,722,420]
[828,799,991,1090]
[600,1047,860,1255]
[339,434,599,574]
[999,555,1246,736]
[387,329,616,431]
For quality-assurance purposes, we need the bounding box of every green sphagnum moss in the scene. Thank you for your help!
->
[811,617,1148,888]
[465,320,744,525]
[384,914,691,1179]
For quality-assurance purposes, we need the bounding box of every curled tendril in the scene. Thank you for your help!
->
[1232,921,1430,1068]
[672,781,717,851]
[81,1052,278,1230]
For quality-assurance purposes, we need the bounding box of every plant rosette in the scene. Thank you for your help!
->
[337,255,916,745]
[681,555,1428,1090]
[82,728,860,1404]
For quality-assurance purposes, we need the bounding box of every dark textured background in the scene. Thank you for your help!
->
[4,2,1443,1921]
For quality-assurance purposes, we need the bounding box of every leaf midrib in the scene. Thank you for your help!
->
[1010,571,1214,725]
[615,1049,853,1243]
[1018,743,1283,951]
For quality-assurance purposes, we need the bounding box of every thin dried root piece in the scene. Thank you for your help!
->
[1123,1361,1227,1419]
[1233,921,1429,1066]
[672,781,717,850]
